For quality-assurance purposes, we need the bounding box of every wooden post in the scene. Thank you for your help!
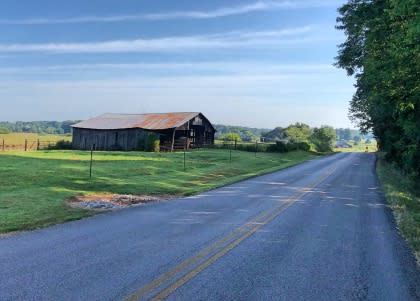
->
[2,139,4,151]
[170,128,176,152]
[37,139,40,151]
[186,122,190,150]
[183,150,186,171]
[229,145,232,163]
[255,141,258,157]
[89,144,94,179]
[24,139,27,151]
[234,139,237,150]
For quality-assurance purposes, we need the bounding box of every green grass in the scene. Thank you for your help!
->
[0,149,320,234]
[377,156,420,263]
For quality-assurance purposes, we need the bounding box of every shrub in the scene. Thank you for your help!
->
[295,142,311,152]
[236,144,257,152]
[144,133,160,152]
[49,140,73,150]
[267,141,289,153]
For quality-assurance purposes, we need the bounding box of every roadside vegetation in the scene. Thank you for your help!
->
[376,156,420,263]
[0,149,320,234]
[336,1,419,262]
[336,0,419,179]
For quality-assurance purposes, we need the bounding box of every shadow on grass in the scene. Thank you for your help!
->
[0,149,319,234]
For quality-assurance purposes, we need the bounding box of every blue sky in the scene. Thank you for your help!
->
[0,0,354,128]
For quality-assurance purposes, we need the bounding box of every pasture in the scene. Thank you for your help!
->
[0,133,71,150]
[0,149,320,234]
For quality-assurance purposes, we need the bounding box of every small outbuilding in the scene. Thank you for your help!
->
[71,112,215,151]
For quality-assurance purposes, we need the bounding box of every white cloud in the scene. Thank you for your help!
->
[0,26,315,53]
[0,1,336,24]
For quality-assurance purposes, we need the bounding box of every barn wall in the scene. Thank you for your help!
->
[72,128,148,150]
[72,113,215,151]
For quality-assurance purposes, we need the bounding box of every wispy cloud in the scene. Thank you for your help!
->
[0,1,336,24]
[0,74,354,127]
[0,62,335,76]
[0,26,315,53]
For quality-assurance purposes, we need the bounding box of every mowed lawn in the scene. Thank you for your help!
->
[0,149,320,234]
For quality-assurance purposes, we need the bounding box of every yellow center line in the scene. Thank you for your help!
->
[124,208,276,301]
[124,168,336,301]
[150,200,297,301]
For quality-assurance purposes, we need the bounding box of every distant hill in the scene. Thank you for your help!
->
[261,127,287,141]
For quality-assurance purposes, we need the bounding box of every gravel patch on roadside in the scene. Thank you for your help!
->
[67,194,173,211]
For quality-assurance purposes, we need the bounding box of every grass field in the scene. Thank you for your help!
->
[335,141,377,153]
[0,149,320,234]
[377,157,420,263]
[0,133,71,149]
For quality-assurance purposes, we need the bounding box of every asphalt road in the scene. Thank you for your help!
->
[1,153,419,301]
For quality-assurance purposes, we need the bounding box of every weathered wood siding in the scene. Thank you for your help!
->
[72,113,215,151]
[72,128,148,150]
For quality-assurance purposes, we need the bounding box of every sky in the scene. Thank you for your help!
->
[0,0,355,129]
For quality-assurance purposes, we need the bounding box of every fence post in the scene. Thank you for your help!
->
[2,139,4,151]
[255,141,258,157]
[89,144,95,179]
[37,139,40,151]
[24,139,27,151]
[234,139,237,150]
[229,145,232,163]
[183,150,186,171]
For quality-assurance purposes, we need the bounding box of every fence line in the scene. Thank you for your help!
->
[0,139,59,151]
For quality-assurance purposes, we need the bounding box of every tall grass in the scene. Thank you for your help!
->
[377,156,420,263]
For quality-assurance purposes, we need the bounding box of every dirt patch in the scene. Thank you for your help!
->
[67,193,178,211]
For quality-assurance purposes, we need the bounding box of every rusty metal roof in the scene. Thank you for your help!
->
[72,112,204,130]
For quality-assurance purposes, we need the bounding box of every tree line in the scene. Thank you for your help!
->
[214,124,270,142]
[0,121,79,135]
[335,0,419,177]
[220,123,337,153]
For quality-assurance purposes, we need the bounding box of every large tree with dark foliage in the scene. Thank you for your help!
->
[336,0,419,177]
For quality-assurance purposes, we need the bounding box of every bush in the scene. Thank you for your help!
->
[267,141,289,153]
[49,140,72,150]
[236,144,257,152]
[295,142,311,152]
[211,141,310,154]
[140,133,160,152]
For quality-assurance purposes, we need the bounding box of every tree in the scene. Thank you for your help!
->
[336,0,419,177]
[0,127,9,134]
[284,123,311,143]
[343,128,352,141]
[262,127,286,141]
[240,130,257,142]
[222,132,241,142]
[311,126,336,152]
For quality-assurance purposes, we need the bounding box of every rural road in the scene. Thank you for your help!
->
[1,153,420,300]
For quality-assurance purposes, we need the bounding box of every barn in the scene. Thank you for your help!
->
[71,112,216,151]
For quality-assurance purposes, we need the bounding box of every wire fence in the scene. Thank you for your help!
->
[0,139,58,151]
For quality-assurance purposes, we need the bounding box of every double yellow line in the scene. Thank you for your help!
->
[124,168,336,301]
